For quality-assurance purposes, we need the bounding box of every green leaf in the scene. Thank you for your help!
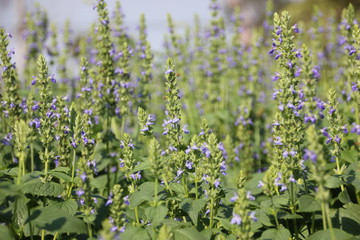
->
[120,226,150,240]
[180,198,207,225]
[341,150,358,163]
[307,229,353,240]
[338,189,352,204]
[0,181,19,202]
[325,175,344,189]
[0,168,18,177]
[245,172,265,195]
[261,228,291,240]
[131,160,150,173]
[26,206,87,234]
[50,171,72,182]
[335,204,360,235]
[0,225,14,240]
[174,227,207,240]
[21,180,63,196]
[50,167,70,173]
[145,205,168,226]
[169,183,185,195]
[47,199,78,215]
[111,117,122,140]
[298,195,321,212]
[129,182,164,208]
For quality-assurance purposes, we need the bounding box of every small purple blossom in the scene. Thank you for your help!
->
[231,213,242,225]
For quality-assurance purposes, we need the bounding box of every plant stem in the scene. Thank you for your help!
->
[154,177,158,205]
[87,222,93,238]
[41,230,45,240]
[31,143,34,172]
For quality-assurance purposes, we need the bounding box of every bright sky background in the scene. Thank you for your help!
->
[0,0,214,50]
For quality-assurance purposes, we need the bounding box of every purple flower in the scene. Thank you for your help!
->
[334,135,341,143]
[183,125,190,134]
[280,184,287,192]
[292,24,300,33]
[165,69,173,75]
[231,213,242,225]
[351,82,358,92]
[274,53,282,60]
[185,160,193,169]
[80,172,87,182]
[274,136,283,145]
[214,178,220,188]
[289,175,296,183]
[130,171,141,180]
[278,104,284,111]
[246,191,255,201]
[272,72,280,81]
[248,211,257,222]
[230,193,238,202]
[76,188,85,197]
[258,181,264,188]
[31,76,37,85]
[50,74,56,83]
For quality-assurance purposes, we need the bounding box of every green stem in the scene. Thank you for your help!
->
[41,230,45,240]
[271,197,280,229]
[67,149,77,198]
[310,212,315,235]
[182,174,188,197]
[154,177,158,206]
[87,222,93,238]
[325,204,335,240]
[31,143,34,172]
[321,202,327,230]
[53,232,59,240]
[195,180,199,200]
[209,193,214,229]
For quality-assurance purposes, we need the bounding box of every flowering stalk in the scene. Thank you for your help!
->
[119,133,140,225]
[35,55,56,177]
[324,88,346,191]
[0,28,21,123]
[230,171,257,239]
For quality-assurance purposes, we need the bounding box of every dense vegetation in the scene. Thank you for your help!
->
[0,0,359,239]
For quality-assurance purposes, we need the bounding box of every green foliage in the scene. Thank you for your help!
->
[0,1,359,239]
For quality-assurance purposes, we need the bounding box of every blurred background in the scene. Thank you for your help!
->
[0,0,359,72]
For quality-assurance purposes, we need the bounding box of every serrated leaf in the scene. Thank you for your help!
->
[261,228,290,240]
[341,150,358,163]
[169,183,185,195]
[26,206,87,234]
[298,195,321,212]
[180,198,207,225]
[336,204,360,235]
[307,229,353,240]
[174,227,207,240]
[21,180,63,196]
[145,205,168,226]
[48,199,78,215]
[0,167,19,176]
[325,176,343,189]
